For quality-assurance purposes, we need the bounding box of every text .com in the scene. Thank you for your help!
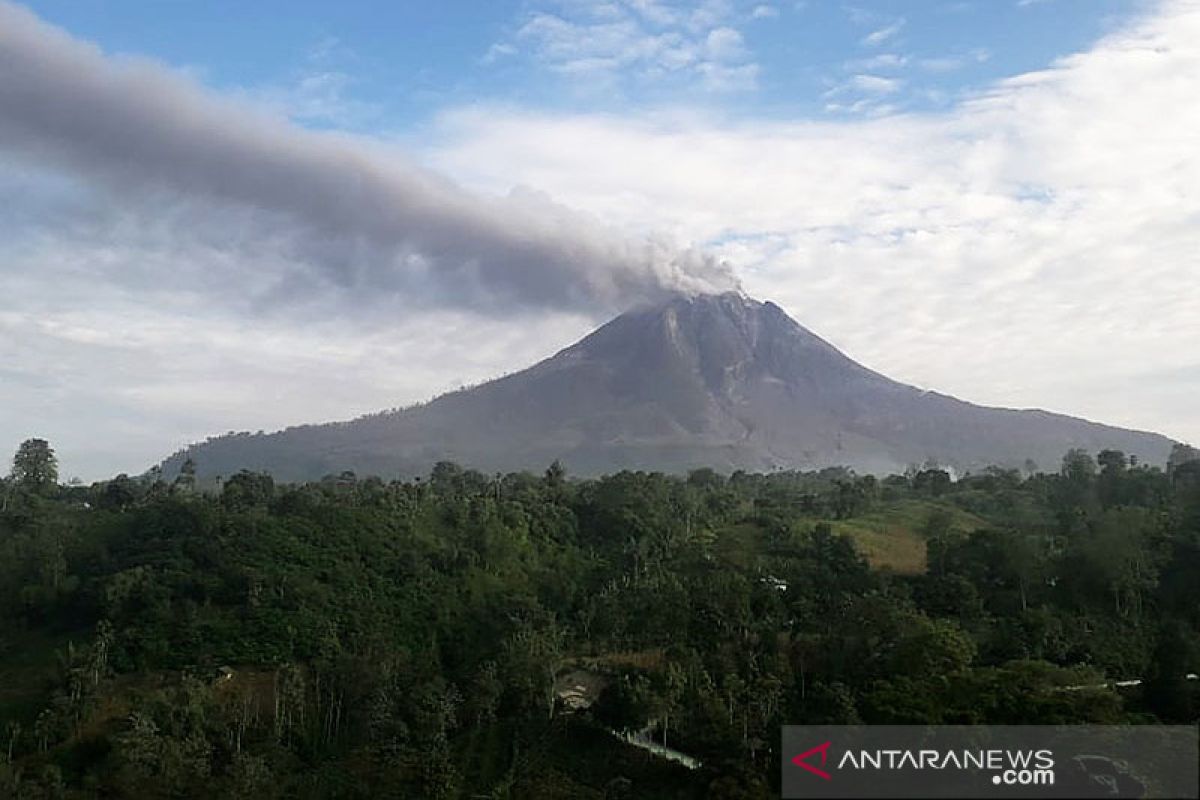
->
[993,767,1055,787]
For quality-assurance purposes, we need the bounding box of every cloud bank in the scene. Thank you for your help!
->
[0,1,737,316]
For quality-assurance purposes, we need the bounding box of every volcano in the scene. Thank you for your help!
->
[161,293,1175,481]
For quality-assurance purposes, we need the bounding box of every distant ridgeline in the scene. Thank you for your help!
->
[2,440,1199,796]
[157,293,1176,484]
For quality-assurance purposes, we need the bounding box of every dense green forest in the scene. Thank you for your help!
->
[2,439,1199,798]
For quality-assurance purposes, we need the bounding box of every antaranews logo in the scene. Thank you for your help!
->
[790,739,1053,788]
[791,740,832,781]
[780,725,1199,799]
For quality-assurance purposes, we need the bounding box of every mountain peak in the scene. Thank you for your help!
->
[639,288,761,318]
[161,295,1176,481]
[575,290,871,391]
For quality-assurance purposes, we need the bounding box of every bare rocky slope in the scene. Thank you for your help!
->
[161,292,1175,481]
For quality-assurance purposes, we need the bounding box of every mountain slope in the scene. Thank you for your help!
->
[162,293,1175,480]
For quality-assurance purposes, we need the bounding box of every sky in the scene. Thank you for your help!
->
[1,0,1197,481]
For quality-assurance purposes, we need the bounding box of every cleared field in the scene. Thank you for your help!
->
[830,499,986,574]
[708,499,985,575]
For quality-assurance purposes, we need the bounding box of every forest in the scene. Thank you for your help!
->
[1,439,1199,798]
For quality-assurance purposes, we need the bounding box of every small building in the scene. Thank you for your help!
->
[553,669,606,712]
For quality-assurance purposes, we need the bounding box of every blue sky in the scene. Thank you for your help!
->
[20,0,1140,125]
[2,0,1198,480]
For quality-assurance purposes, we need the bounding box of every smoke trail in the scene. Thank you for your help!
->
[0,1,738,313]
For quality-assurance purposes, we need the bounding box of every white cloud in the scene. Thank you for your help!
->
[481,42,518,64]
[861,18,905,47]
[848,73,904,93]
[306,36,357,66]
[845,52,909,70]
[231,37,378,129]
[697,60,760,92]
[705,26,747,60]
[235,71,378,128]
[918,48,991,72]
[423,0,1200,451]
[822,69,906,115]
[502,0,759,93]
[751,4,779,19]
[844,6,880,26]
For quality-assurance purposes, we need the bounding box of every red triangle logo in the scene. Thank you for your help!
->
[791,740,832,780]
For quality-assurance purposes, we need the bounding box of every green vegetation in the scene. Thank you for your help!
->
[1,441,1199,798]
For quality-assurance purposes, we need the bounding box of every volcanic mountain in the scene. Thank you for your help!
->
[162,292,1175,481]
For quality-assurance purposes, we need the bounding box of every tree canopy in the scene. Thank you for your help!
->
[9,438,58,495]
[1,441,1197,797]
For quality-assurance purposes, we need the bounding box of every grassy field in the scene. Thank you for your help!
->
[829,499,986,574]
[710,498,987,575]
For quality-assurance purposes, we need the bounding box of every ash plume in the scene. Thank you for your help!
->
[0,1,738,314]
